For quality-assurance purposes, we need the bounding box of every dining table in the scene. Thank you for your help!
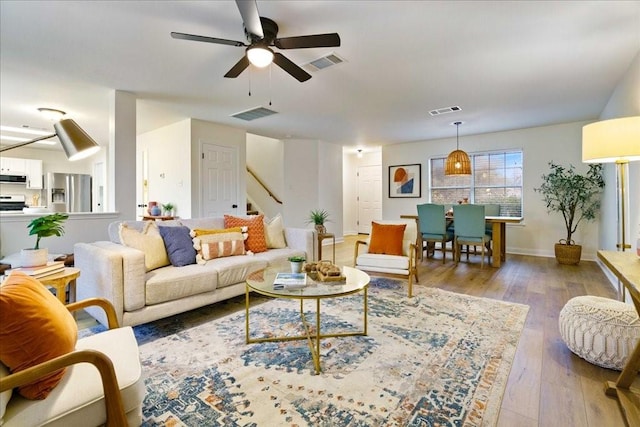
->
[400,214,523,268]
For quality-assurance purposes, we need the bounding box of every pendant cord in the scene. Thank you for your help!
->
[248,66,252,97]
[269,63,272,106]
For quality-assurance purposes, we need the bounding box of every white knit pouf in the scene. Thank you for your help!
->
[559,296,640,370]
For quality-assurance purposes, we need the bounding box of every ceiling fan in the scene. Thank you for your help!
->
[171,0,341,82]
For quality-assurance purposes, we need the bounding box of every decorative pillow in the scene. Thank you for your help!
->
[158,225,197,267]
[191,227,248,264]
[368,222,407,256]
[264,214,287,249]
[0,272,78,400]
[224,214,268,253]
[119,222,170,271]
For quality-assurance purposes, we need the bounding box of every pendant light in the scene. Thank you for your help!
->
[445,121,471,175]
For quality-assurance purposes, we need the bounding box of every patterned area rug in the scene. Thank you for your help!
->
[87,278,529,426]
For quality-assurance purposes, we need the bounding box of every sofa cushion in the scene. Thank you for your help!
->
[144,264,220,305]
[265,214,287,249]
[356,253,410,270]
[191,227,248,263]
[208,256,268,288]
[158,225,197,267]
[368,222,406,256]
[224,214,268,253]
[0,272,78,400]
[119,222,170,271]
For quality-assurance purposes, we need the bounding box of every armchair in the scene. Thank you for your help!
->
[353,220,419,297]
[0,297,144,426]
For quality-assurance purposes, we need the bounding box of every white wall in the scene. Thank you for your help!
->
[282,139,320,230]
[246,133,284,218]
[319,142,344,240]
[598,50,640,252]
[382,120,601,260]
[138,119,192,218]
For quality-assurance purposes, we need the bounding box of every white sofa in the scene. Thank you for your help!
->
[74,217,314,327]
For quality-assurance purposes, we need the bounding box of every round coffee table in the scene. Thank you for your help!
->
[245,265,370,374]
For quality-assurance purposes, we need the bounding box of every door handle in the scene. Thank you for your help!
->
[232,204,238,208]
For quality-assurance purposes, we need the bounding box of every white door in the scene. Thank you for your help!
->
[93,161,104,212]
[357,165,382,234]
[136,150,149,218]
[201,143,239,217]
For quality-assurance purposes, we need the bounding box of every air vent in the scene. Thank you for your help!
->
[231,106,278,121]
[429,106,462,116]
[302,52,345,72]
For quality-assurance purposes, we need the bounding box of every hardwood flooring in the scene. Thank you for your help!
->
[334,234,632,427]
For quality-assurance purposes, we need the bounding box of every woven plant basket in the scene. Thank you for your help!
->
[554,239,582,265]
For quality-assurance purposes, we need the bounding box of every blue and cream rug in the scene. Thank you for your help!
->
[87,278,529,426]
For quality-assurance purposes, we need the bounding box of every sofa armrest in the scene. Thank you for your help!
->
[74,242,146,327]
[0,349,128,427]
[66,297,120,330]
[283,227,314,260]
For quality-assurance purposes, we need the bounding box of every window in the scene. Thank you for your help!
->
[430,150,523,216]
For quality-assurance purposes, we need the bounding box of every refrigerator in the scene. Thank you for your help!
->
[44,173,92,212]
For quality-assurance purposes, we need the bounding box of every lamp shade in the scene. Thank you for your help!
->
[247,46,274,68]
[54,118,101,161]
[582,116,640,163]
[445,149,472,175]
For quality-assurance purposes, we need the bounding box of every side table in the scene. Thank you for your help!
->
[38,267,81,305]
[317,232,336,263]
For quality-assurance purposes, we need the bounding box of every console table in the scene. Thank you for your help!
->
[597,250,640,426]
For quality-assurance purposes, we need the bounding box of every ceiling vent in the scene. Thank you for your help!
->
[303,52,345,72]
[231,106,278,121]
[429,106,462,116]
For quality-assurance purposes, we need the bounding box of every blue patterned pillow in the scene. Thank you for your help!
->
[158,225,196,267]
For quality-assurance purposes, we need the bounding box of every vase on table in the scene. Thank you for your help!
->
[150,205,161,216]
[148,202,158,215]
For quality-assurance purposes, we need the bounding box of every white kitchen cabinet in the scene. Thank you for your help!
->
[24,159,43,189]
[0,157,26,175]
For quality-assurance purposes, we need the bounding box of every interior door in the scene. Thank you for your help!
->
[201,143,238,217]
[357,165,382,234]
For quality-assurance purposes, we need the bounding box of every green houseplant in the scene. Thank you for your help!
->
[288,256,306,273]
[535,162,604,265]
[21,213,69,267]
[162,202,174,216]
[306,209,331,234]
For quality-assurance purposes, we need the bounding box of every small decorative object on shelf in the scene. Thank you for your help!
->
[22,213,69,267]
[162,202,174,216]
[150,204,161,216]
[147,201,158,215]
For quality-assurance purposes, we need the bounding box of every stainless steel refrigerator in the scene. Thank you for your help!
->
[44,173,92,212]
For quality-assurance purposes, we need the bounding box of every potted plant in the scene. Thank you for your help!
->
[306,209,331,234]
[162,202,174,216]
[21,213,69,267]
[535,162,604,265]
[288,256,306,273]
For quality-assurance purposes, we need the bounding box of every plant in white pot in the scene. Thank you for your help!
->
[535,162,604,265]
[21,213,69,267]
[288,256,306,273]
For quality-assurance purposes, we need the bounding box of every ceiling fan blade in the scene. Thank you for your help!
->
[235,0,263,39]
[171,32,246,47]
[224,55,250,78]
[273,52,311,82]
[275,33,341,49]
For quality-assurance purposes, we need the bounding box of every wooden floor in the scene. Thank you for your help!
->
[334,235,633,427]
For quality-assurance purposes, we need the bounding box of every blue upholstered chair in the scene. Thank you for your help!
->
[482,204,500,237]
[417,203,453,264]
[453,204,492,268]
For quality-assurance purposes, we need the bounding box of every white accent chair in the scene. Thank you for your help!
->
[0,298,145,426]
[353,219,419,297]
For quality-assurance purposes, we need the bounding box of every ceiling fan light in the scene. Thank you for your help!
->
[247,46,274,68]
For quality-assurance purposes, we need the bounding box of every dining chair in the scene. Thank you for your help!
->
[453,204,492,268]
[417,203,453,264]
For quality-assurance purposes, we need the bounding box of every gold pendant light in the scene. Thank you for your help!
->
[445,121,471,175]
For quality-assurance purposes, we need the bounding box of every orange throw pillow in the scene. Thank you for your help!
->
[368,222,406,256]
[224,214,268,253]
[0,272,78,399]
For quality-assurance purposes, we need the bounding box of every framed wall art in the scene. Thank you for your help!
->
[389,164,421,198]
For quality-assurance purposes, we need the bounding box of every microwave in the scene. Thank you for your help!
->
[0,174,27,184]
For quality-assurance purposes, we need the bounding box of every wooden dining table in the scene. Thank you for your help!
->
[400,214,523,268]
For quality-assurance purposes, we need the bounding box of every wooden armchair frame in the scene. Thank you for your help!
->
[0,298,129,427]
[354,240,419,297]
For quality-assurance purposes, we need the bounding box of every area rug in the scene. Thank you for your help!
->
[86,278,528,426]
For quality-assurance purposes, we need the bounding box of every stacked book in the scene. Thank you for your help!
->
[7,261,65,279]
[273,273,307,290]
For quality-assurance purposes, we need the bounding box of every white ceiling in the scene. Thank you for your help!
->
[1,1,639,153]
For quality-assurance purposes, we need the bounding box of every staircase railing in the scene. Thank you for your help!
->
[247,166,283,205]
